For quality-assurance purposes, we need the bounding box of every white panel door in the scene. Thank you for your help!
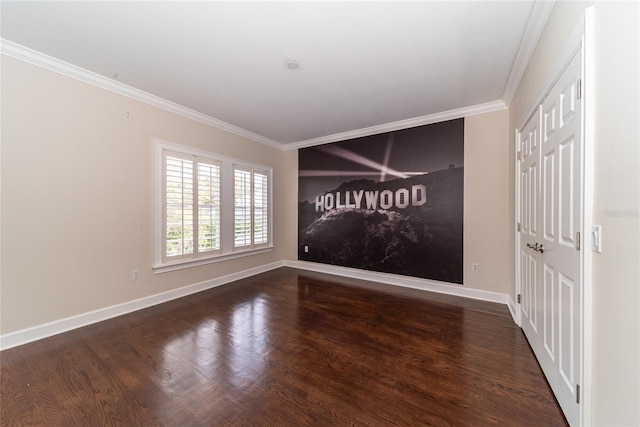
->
[539,51,583,425]
[519,107,541,344]
[518,51,583,426]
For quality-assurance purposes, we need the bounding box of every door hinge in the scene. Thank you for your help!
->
[577,79,582,99]
[576,384,580,404]
[576,232,581,251]
[517,222,522,232]
[517,294,521,304]
[517,151,522,161]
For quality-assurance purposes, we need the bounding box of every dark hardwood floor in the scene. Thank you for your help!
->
[1,267,567,426]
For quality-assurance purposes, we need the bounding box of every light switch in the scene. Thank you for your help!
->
[591,225,602,253]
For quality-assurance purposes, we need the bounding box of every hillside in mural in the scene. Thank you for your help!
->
[298,167,463,284]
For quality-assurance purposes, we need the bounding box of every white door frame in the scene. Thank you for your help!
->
[514,8,594,426]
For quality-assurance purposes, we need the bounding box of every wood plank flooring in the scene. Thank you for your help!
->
[1,267,567,426]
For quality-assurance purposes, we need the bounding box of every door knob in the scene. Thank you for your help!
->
[526,243,545,253]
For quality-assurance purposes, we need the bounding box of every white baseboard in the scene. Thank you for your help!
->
[507,296,519,325]
[0,261,284,351]
[284,260,510,305]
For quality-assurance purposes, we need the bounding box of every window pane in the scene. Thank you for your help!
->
[198,161,221,253]
[234,168,252,247]
[165,155,194,257]
[253,171,268,245]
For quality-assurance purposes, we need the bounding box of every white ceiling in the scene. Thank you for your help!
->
[1,1,553,149]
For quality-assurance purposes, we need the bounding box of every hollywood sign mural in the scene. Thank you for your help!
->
[314,185,426,212]
[298,118,464,284]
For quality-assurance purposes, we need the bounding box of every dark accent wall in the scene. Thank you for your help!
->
[298,118,464,284]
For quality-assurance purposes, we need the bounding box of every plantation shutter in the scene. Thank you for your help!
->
[233,167,252,248]
[163,150,220,261]
[253,170,269,246]
[164,152,194,260]
[197,161,221,254]
[233,166,270,249]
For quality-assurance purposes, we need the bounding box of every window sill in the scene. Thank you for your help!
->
[153,246,274,274]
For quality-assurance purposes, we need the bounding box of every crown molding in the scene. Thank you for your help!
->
[285,99,507,151]
[0,39,285,150]
[502,0,556,106]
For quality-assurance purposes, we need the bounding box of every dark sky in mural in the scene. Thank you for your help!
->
[299,118,464,202]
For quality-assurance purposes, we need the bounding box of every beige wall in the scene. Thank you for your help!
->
[281,149,300,260]
[510,1,640,425]
[590,2,639,424]
[1,56,287,334]
[463,110,511,294]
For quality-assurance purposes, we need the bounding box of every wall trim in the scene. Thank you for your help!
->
[285,260,510,305]
[0,38,284,151]
[286,100,507,151]
[503,0,556,106]
[507,295,518,324]
[515,16,587,130]
[581,8,595,426]
[0,261,285,351]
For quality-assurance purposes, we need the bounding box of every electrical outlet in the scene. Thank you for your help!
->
[471,263,479,272]
[132,269,140,280]
[304,246,309,253]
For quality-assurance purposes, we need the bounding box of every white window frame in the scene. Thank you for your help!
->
[153,139,273,273]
